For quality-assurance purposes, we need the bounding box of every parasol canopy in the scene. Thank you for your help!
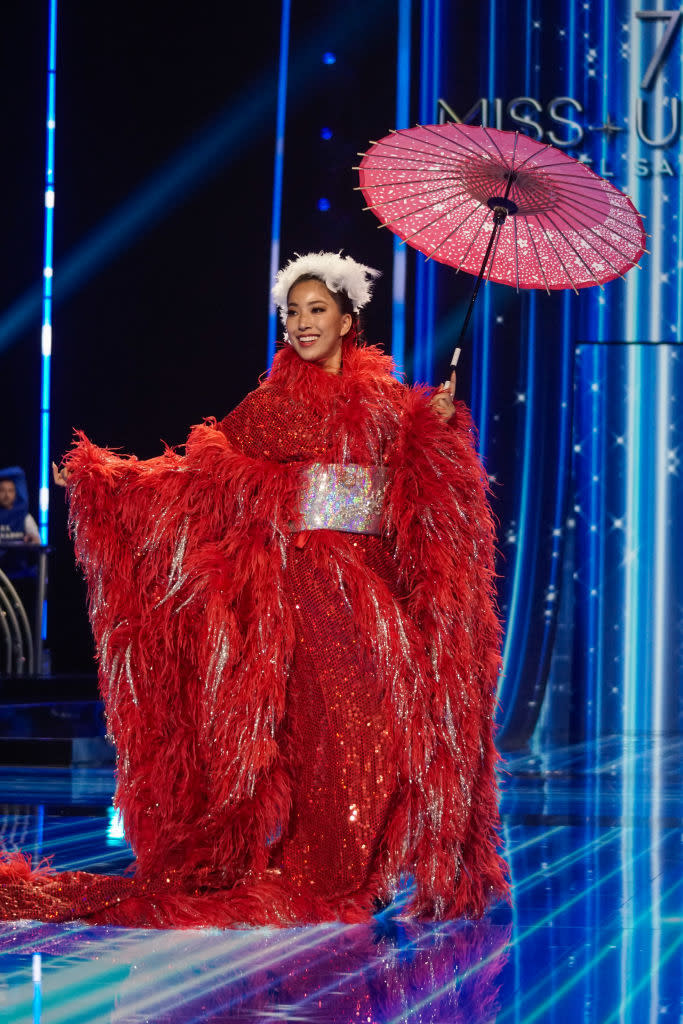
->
[357,123,646,295]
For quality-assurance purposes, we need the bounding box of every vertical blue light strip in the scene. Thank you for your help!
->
[413,0,439,384]
[585,0,609,739]
[32,953,42,1024]
[391,0,411,374]
[39,0,58,546]
[473,0,498,459]
[33,804,45,863]
[581,0,611,748]
[530,0,576,749]
[647,14,668,736]
[622,1,643,731]
[429,0,440,381]
[679,21,683,342]
[266,0,291,366]
[413,0,430,384]
[500,298,537,717]
[642,16,669,1016]
[620,2,642,1011]
[529,293,573,749]
[496,0,538,735]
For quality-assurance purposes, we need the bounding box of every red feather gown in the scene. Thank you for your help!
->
[0,340,509,927]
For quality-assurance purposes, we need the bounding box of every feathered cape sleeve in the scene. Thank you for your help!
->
[60,373,508,920]
[383,389,509,917]
[62,422,301,884]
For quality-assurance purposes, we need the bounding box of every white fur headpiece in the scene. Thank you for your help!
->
[272,251,381,325]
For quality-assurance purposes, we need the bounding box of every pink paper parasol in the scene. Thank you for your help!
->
[356,123,646,374]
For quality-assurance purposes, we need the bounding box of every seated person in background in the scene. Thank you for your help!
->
[0,467,41,619]
[0,469,40,544]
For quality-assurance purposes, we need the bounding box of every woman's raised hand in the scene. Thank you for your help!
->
[52,461,70,488]
[429,369,456,423]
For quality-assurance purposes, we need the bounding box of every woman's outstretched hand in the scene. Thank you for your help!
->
[429,369,456,423]
[52,461,70,488]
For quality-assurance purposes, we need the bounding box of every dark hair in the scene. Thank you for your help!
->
[0,478,15,487]
[287,273,354,317]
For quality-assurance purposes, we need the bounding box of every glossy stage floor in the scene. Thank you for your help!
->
[0,736,680,1023]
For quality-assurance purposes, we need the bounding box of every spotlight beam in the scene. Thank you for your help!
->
[0,2,392,355]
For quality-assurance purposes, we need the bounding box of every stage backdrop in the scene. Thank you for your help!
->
[2,3,680,749]
[273,0,683,747]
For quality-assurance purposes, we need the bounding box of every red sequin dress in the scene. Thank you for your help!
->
[0,340,509,927]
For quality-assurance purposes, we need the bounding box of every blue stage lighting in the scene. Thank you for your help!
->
[322,52,336,65]
[391,0,411,378]
[412,0,440,386]
[267,0,291,367]
[39,0,58,551]
[0,6,393,360]
[317,197,330,211]
[32,953,42,1023]
[320,126,333,140]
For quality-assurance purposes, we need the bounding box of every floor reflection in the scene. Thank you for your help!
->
[0,915,511,1022]
[0,737,681,1023]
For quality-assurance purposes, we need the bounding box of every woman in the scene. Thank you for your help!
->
[1,252,508,928]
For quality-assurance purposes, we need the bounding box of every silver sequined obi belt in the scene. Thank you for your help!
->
[296,463,386,536]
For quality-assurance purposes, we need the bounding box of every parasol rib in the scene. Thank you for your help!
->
[547,209,632,276]
[523,187,623,219]
[532,194,644,243]
[544,187,616,209]
[386,127,485,163]
[596,211,645,237]
[417,122,499,163]
[522,218,551,293]
[548,206,642,243]
[510,130,520,174]
[519,166,598,182]
[417,121,497,159]
[386,196,475,243]
[528,170,637,207]
[588,226,646,259]
[528,195,627,227]
[547,194,624,221]
[425,203,487,260]
[512,156,596,176]
[536,221,580,293]
[508,142,552,173]
[544,199,619,225]
[513,216,520,293]
[358,152,461,169]
[363,137,466,168]
[528,168,612,186]
[480,123,513,170]
[362,179,469,212]
[550,200,644,239]
[549,201,644,252]
[484,217,505,283]
[377,194,472,231]
[452,208,492,272]
[543,211,606,288]
[356,175,462,189]
[553,209,647,257]
[544,179,626,203]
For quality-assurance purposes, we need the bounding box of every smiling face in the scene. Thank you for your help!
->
[285,278,353,373]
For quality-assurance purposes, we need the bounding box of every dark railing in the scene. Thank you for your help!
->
[0,541,50,676]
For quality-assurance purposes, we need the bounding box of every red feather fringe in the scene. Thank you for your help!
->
[0,341,508,927]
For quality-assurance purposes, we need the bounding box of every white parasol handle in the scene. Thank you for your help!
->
[449,346,461,373]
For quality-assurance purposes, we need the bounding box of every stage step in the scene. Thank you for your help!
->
[0,674,112,767]
[0,674,99,703]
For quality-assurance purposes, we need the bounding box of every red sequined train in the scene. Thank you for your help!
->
[0,340,509,927]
